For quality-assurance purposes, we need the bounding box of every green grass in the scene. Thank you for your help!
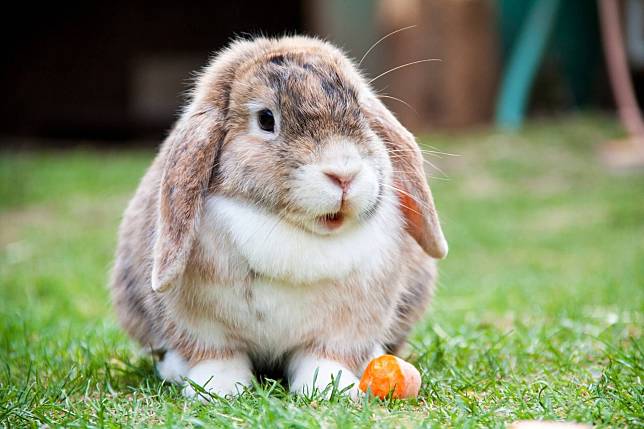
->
[1,115,642,428]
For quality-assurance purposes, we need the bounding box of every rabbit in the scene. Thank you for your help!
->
[110,35,447,401]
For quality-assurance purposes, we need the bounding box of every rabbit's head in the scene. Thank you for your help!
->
[152,36,447,292]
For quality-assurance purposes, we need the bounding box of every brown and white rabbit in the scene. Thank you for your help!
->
[110,36,447,400]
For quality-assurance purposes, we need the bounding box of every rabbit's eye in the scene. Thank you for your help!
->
[257,109,275,132]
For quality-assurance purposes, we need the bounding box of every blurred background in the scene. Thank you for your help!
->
[1,0,639,145]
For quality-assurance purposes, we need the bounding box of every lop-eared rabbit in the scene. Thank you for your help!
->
[111,36,447,400]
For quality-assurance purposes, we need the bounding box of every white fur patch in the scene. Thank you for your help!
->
[183,355,254,401]
[288,353,361,400]
[156,349,188,383]
[203,191,402,283]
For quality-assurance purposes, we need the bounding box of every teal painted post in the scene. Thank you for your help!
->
[495,0,561,130]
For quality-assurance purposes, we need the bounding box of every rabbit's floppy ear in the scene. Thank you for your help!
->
[150,111,224,292]
[150,43,255,292]
[363,96,448,259]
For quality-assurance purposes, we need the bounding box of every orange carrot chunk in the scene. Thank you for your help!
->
[359,355,421,399]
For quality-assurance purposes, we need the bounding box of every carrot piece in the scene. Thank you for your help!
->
[359,355,421,399]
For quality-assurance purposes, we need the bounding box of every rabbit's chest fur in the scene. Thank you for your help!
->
[167,194,406,359]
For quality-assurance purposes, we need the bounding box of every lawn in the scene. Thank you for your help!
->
[1,115,642,428]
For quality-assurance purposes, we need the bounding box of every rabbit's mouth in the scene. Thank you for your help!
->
[317,211,345,231]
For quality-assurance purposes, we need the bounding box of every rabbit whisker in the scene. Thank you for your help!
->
[381,183,431,212]
[358,25,417,66]
[369,59,442,85]
[377,94,418,115]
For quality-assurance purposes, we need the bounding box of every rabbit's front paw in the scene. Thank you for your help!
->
[288,354,361,400]
[182,355,253,402]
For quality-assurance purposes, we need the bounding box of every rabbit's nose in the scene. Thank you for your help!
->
[323,167,361,193]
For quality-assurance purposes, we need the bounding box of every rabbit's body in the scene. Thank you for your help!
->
[111,36,445,399]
